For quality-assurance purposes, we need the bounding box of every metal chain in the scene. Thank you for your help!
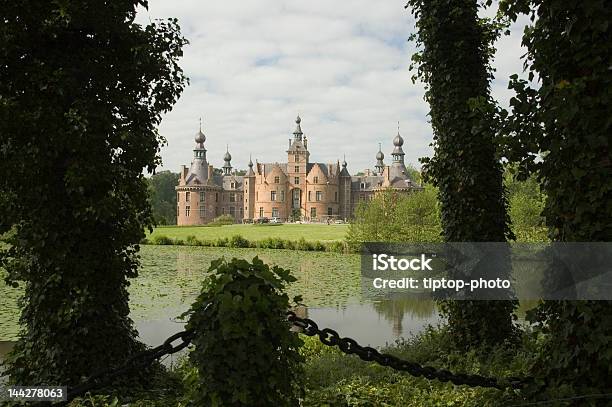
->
[65,328,194,402]
[287,311,532,390]
[53,310,531,404]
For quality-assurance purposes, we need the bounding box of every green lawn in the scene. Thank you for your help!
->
[148,223,349,242]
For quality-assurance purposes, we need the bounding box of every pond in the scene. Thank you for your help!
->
[0,246,441,369]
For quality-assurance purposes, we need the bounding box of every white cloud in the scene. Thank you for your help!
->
[137,1,529,174]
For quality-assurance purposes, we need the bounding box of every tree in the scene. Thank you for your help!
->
[0,0,187,386]
[500,0,612,395]
[504,167,545,229]
[147,171,179,225]
[346,187,442,249]
[406,0,517,348]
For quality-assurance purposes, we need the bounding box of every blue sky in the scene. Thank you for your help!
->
[136,1,529,174]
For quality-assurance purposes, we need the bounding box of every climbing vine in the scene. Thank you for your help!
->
[184,257,304,406]
[406,0,517,348]
[499,0,612,394]
[0,1,187,386]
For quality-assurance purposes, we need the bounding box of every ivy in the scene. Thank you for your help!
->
[499,0,612,395]
[0,1,187,386]
[183,257,304,406]
[406,0,517,348]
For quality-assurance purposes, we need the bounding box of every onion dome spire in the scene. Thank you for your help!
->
[392,122,405,164]
[222,144,232,175]
[195,117,206,145]
[375,142,385,174]
[293,115,303,140]
[340,154,350,176]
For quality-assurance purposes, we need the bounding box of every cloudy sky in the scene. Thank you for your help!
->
[136,1,529,174]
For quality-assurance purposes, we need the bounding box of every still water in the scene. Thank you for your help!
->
[0,245,440,371]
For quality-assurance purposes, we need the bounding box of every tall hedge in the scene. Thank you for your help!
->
[0,1,187,385]
[406,0,517,348]
[500,0,612,394]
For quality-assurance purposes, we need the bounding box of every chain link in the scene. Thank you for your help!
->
[59,310,531,404]
[65,329,194,402]
[287,311,532,390]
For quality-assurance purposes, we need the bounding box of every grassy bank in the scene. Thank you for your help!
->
[143,234,348,253]
[148,223,349,243]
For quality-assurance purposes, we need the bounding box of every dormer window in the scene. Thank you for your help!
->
[313,176,318,184]
[360,182,366,189]
[274,176,280,183]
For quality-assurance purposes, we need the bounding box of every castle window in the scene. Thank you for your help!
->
[259,207,264,218]
[272,208,279,218]
[335,191,338,202]
[229,207,235,216]
[274,176,280,183]
[186,192,190,202]
[310,207,316,219]
[294,177,299,184]
[177,206,179,217]
[230,182,236,189]
[230,193,236,202]
[200,192,205,202]
[199,207,206,218]
[308,191,312,201]
[295,155,299,162]
[295,166,299,172]
[328,207,333,216]
[222,207,225,214]
[271,191,276,201]
[314,176,318,184]
[185,206,190,217]
[177,193,180,202]
[215,193,219,202]
[316,191,322,201]
[360,182,366,189]
[280,191,285,202]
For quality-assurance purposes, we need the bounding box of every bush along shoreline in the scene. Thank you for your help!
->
[142,234,350,253]
[141,225,548,254]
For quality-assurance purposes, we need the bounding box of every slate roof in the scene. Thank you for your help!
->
[213,174,244,190]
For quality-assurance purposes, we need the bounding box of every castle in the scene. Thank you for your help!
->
[176,116,422,225]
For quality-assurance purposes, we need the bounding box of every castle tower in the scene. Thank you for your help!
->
[388,128,409,181]
[339,156,352,220]
[243,155,256,221]
[187,119,209,182]
[375,143,385,175]
[287,115,309,218]
[222,145,232,176]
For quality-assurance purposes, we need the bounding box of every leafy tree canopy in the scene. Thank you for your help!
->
[0,0,188,385]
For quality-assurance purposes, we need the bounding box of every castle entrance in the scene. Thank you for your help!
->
[292,188,301,209]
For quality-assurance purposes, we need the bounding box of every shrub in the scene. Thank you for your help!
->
[310,241,326,251]
[183,257,304,406]
[213,237,229,247]
[325,240,346,253]
[294,237,313,251]
[228,234,250,248]
[208,214,235,226]
[184,235,201,246]
[151,235,173,245]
